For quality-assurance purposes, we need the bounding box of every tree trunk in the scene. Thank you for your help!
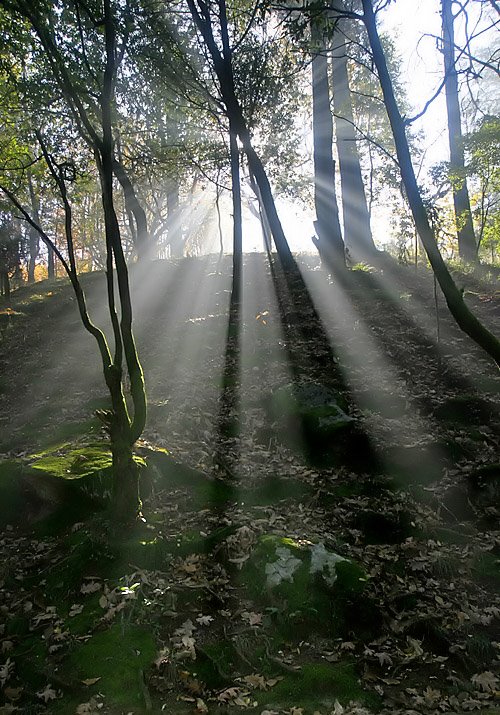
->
[27,174,40,283]
[47,244,55,279]
[187,0,295,270]
[362,0,500,367]
[230,123,242,299]
[331,34,377,259]
[112,159,150,261]
[311,21,345,269]
[441,0,477,262]
[167,179,183,258]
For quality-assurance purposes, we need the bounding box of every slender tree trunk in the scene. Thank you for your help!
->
[112,159,149,261]
[362,0,500,367]
[441,0,477,262]
[331,34,376,259]
[167,178,183,258]
[187,0,295,269]
[27,174,40,283]
[311,21,345,269]
[230,123,242,298]
[100,0,147,520]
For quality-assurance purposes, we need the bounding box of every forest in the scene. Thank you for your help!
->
[0,0,499,713]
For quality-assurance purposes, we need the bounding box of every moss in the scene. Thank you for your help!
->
[30,444,114,479]
[62,623,156,708]
[36,527,115,598]
[240,536,374,638]
[256,661,379,710]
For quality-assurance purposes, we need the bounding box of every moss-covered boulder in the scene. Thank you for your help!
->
[241,536,379,637]
[264,381,373,468]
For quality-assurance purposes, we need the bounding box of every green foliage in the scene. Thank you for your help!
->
[465,116,500,261]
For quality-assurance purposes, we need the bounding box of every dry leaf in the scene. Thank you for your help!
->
[196,615,213,626]
[196,698,208,713]
[80,582,101,594]
[82,678,101,686]
[36,684,58,703]
[241,611,262,626]
[471,670,499,692]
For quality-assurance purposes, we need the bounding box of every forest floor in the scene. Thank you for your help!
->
[0,253,499,715]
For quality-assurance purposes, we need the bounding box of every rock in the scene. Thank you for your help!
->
[264,381,374,468]
[241,535,381,637]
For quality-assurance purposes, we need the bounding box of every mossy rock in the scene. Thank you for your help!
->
[264,382,376,469]
[266,381,352,437]
[240,536,376,637]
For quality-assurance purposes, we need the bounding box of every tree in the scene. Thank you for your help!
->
[0,0,148,521]
[0,215,20,301]
[465,115,500,260]
[441,0,477,261]
[310,11,345,268]
[186,0,295,269]
[361,0,500,367]
[330,16,377,259]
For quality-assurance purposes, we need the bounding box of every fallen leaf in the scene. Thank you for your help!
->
[82,678,101,686]
[471,670,499,692]
[241,611,262,626]
[80,582,101,594]
[36,684,58,703]
[196,615,213,626]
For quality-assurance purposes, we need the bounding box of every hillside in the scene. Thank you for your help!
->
[0,254,499,715]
